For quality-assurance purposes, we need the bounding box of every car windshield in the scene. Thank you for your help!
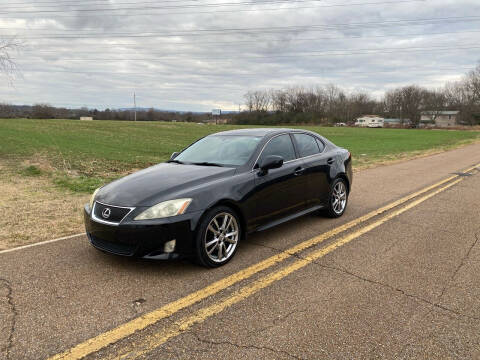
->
[174,135,262,167]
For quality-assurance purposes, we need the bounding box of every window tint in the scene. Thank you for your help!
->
[315,138,325,152]
[293,133,320,158]
[259,135,296,163]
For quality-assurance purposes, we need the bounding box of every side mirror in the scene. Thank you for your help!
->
[258,155,283,174]
[170,152,180,160]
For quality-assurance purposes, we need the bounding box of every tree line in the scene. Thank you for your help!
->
[0,104,214,122]
[237,64,480,126]
[1,63,479,126]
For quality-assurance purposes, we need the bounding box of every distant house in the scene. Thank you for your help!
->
[80,116,93,121]
[355,115,384,128]
[421,111,459,127]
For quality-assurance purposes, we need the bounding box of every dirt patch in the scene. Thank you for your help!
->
[0,160,89,250]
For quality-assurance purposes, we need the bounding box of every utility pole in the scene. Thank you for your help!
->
[134,91,137,122]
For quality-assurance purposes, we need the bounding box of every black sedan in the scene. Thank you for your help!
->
[84,128,352,267]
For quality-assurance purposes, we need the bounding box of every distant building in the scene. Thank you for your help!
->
[384,118,402,126]
[421,111,459,127]
[205,118,230,124]
[80,116,93,121]
[355,115,384,128]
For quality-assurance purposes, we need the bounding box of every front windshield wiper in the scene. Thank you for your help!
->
[167,159,184,164]
[191,162,224,167]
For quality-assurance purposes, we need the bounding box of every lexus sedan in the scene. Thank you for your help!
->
[84,128,352,267]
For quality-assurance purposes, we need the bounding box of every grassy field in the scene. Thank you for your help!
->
[0,117,479,249]
[1,118,479,193]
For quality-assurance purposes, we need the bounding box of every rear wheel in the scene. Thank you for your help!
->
[195,206,241,268]
[324,178,348,218]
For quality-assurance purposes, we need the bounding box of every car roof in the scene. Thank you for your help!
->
[211,128,300,137]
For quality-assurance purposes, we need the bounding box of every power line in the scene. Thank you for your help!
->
[16,30,480,50]
[0,0,322,12]
[0,0,424,13]
[0,0,427,18]
[13,69,471,94]
[1,0,202,9]
[18,66,474,78]
[13,44,480,61]
[0,0,327,11]
[7,15,480,39]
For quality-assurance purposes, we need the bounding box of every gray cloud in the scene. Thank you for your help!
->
[1,0,479,111]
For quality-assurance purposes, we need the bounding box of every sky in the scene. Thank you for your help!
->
[0,0,479,112]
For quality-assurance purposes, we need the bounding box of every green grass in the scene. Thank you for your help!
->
[52,175,110,193]
[1,118,479,193]
[19,165,42,177]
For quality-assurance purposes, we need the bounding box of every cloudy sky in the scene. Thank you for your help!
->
[1,0,479,111]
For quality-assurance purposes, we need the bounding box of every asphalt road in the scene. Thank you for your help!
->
[1,143,480,360]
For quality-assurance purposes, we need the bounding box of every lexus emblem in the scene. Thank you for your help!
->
[102,208,111,219]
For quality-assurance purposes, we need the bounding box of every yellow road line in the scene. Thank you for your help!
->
[48,164,478,360]
[112,178,464,360]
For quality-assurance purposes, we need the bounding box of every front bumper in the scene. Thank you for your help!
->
[84,205,202,259]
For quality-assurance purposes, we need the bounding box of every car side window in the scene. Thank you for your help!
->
[293,133,320,158]
[259,135,296,163]
[316,138,325,152]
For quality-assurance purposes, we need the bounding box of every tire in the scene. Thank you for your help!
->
[324,178,348,218]
[195,206,241,268]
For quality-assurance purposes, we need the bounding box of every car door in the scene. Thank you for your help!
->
[250,134,307,229]
[291,133,331,208]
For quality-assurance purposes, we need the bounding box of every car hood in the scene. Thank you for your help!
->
[96,163,236,207]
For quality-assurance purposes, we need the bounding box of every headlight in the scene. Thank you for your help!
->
[134,198,192,220]
[89,188,100,209]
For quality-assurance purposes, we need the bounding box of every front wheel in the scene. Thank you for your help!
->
[324,178,348,218]
[195,206,241,268]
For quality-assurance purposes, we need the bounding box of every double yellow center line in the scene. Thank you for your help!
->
[49,164,479,360]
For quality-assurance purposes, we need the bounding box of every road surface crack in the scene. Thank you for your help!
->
[245,241,316,263]
[244,240,287,254]
[312,262,480,321]
[392,218,459,236]
[439,231,479,299]
[191,331,305,359]
[0,278,17,360]
[248,230,480,322]
[246,308,308,337]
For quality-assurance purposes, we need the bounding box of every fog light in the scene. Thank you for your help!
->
[164,239,176,253]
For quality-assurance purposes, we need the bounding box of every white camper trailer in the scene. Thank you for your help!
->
[355,116,384,128]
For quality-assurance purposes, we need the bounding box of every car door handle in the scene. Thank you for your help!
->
[327,158,335,165]
[294,167,305,176]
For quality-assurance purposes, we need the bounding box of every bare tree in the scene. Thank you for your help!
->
[465,64,480,101]
[384,88,402,120]
[422,89,447,123]
[32,103,55,119]
[384,85,424,126]
[0,103,14,118]
[271,89,287,112]
[348,92,377,121]
[244,91,255,112]
[444,63,480,125]
[0,38,21,82]
[400,85,424,126]
[244,90,270,112]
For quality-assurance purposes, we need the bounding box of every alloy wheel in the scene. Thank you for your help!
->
[332,181,347,215]
[204,212,239,263]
